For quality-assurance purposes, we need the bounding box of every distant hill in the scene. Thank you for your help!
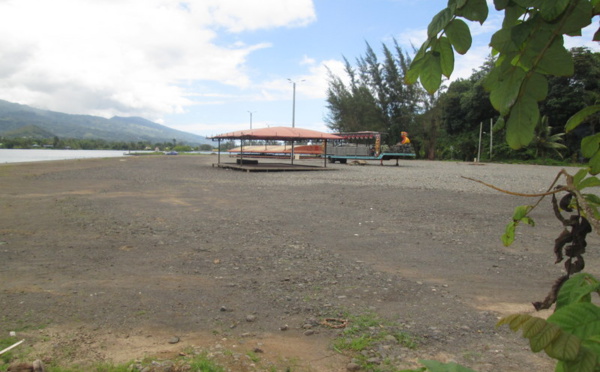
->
[0,99,212,146]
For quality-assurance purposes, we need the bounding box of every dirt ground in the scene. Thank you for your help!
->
[1,155,598,371]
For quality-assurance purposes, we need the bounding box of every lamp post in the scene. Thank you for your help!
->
[287,79,305,128]
[247,111,255,129]
[288,79,304,164]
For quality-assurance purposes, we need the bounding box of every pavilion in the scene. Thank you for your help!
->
[209,126,343,172]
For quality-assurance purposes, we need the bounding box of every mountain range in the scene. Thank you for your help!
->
[0,99,212,146]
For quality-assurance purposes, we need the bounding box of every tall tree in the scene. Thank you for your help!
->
[325,40,423,146]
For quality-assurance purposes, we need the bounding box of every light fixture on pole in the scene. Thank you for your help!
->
[247,111,256,129]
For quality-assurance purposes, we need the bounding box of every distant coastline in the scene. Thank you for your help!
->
[0,149,128,164]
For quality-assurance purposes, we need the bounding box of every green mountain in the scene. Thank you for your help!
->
[0,99,212,146]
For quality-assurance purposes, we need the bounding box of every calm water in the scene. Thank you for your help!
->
[0,149,130,164]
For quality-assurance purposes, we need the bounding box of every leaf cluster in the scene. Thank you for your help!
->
[498,273,600,372]
[409,0,599,150]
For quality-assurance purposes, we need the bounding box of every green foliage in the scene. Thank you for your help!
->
[331,312,417,371]
[188,353,225,372]
[325,40,423,146]
[409,0,599,152]
[529,116,568,158]
[498,274,600,371]
[502,205,535,246]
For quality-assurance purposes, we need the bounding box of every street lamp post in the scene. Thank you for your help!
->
[287,79,305,128]
[288,79,303,164]
[289,80,296,128]
[248,111,255,129]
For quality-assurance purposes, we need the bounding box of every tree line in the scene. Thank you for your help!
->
[326,42,599,163]
[0,136,218,152]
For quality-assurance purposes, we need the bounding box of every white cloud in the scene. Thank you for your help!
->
[0,0,315,119]
[252,57,345,102]
[203,0,316,32]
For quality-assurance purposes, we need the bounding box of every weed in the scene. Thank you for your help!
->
[246,350,261,363]
[188,353,225,372]
[331,311,418,371]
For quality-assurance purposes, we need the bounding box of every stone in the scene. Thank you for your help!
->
[346,362,361,371]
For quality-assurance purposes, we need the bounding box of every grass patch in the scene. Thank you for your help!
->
[332,312,418,371]
[188,353,225,372]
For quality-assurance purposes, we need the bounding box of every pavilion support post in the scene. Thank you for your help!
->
[241,139,244,164]
[218,139,221,164]
[323,140,327,168]
[291,140,295,165]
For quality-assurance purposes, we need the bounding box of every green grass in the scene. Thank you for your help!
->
[331,312,418,372]
[188,353,225,372]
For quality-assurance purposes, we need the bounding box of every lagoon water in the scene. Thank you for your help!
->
[0,149,129,164]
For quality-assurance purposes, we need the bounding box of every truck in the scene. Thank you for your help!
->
[325,131,415,165]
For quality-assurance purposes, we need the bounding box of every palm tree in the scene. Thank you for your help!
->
[530,116,567,159]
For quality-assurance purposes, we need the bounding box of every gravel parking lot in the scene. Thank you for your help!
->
[1,155,597,371]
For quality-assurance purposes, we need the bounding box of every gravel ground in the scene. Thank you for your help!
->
[0,155,598,371]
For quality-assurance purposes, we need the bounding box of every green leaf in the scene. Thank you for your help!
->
[565,105,600,133]
[498,313,584,362]
[582,335,600,357]
[521,216,535,226]
[548,303,600,341]
[581,133,600,158]
[584,193,600,205]
[436,37,455,77]
[559,0,593,35]
[556,273,600,310]
[406,56,425,85]
[522,72,548,102]
[493,117,505,131]
[428,8,454,38]
[501,221,516,246]
[455,0,488,24]
[445,18,472,54]
[573,169,589,188]
[419,53,443,94]
[448,0,468,10]
[512,205,530,220]
[529,323,561,352]
[419,359,478,372]
[506,96,539,149]
[536,40,574,76]
[594,27,600,42]
[512,0,543,7]
[578,176,600,190]
[490,27,518,54]
[562,348,598,372]
[503,4,526,27]
[488,64,526,115]
[511,21,535,47]
[589,151,600,175]
[544,331,581,361]
[540,0,570,21]
[494,0,509,10]
[522,316,547,339]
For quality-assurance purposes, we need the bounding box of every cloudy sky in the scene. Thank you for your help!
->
[0,0,597,137]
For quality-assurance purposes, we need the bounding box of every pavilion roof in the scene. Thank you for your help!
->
[210,126,343,141]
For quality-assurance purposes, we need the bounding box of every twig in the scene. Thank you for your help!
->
[461,176,569,197]
[0,339,24,355]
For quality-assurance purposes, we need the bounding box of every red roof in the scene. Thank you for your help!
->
[210,126,343,141]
